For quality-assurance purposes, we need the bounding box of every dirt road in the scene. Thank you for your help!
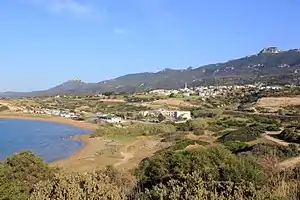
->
[262,131,289,146]
[263,131,300,170]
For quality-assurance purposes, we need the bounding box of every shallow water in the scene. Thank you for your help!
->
[0,119,90,162]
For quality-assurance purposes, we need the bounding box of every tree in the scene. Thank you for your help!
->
[158,113,166,122]
[103,91,114,97]
[169,93,175,98]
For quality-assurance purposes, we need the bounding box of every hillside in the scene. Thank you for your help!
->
[2,47,300,97]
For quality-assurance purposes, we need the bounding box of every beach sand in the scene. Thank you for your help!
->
[0,113,165,173]
[51,135,165,173]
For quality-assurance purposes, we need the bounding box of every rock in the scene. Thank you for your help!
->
[259,47,282,54]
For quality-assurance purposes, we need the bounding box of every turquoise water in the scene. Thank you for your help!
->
[0,119,90,162]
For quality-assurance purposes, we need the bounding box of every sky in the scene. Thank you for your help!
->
[1,0,300,92]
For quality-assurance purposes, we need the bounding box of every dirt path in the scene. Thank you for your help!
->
[113,140,140,167]
[262,131,289,146]
[262,131,300,170]
[277,157,300,170]
[263,135,290,146]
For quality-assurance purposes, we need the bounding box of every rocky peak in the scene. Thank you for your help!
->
[70,78,81,82]
[259,47,282,54]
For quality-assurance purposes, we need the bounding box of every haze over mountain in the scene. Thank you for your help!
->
[2,47,300,98]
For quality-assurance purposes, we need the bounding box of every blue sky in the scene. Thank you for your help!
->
[1,0,300,92]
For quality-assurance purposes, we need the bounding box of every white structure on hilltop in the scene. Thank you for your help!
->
[179,83,191,93]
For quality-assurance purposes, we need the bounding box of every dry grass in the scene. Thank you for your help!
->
[52,135,165,173]
[141,98,197,109]
[256,96,300,109]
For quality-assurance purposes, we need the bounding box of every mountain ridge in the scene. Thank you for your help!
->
[2,47,300,97]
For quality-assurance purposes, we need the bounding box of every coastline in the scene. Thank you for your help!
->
[0,113,98,131]
[0,112,162,172]
[0,113,100,167]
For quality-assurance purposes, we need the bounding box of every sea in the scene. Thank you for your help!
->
[0,118,90,162]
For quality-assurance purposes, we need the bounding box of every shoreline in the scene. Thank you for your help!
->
[0,113,98,131]
[0,113,99,165]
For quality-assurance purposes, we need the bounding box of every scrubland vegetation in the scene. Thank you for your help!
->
[3,142,300,199]
[91,123,176,139]
[5,87,300,199]
[2,111,300,200]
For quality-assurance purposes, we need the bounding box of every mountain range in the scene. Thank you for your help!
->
[2,47,300,98]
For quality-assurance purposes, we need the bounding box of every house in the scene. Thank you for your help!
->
[174,111,191,120]
[97,114,122,123]
[159,109,192,120]
[159,109,176,118]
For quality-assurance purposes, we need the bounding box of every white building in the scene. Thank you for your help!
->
[174,111,191,120]
[159,109,192,120]
[97,114,122,123]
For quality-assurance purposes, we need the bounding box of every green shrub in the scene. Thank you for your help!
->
[175,119,208,134]
[0,105,9,112]
[250,143,300,160]
[277,128,300,143]
[138,172,271,200]
[161,131,188,142]
[135,146,267,188]
[0,151,54,200]
[30,167,128,200]
[223,141,250,153]
[91,123,176,138]
[219,125,265,143]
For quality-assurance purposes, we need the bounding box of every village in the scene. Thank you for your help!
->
[1,82,289,125]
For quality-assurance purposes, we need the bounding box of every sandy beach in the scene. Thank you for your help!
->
[0,113,164,173]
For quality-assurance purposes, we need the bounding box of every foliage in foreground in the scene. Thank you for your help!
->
[135,146,267,188]
[30,166,132,200]
[4,142,300,199]
[0,151,54,200]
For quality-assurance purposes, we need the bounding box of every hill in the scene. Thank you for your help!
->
[2,47,300,97]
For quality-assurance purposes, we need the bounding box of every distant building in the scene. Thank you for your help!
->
[97,114,122,123]
[174,111,191,120]
[159,109,176,118]
[159,109,191,120]
[149,89,171,96]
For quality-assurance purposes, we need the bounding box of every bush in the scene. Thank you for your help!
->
[135,146,267,189]
[215,118,248,128]
[175,119,208,134]
[0,105,9,112]
[0,151,54,199]
[161,131,188,142]
[252,116,279,125]
[219,125,265,143]
[277,128,300,143]
[249,143,300,160]
[138,172,271,200]
[91,123,176,138]
[223,141,250,153]
[30,167,129,200]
